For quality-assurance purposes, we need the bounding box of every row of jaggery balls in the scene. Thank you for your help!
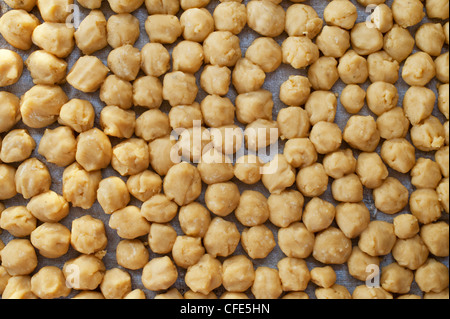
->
[0,0,449,299]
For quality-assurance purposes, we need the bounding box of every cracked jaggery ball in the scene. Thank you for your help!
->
[285,3,322,39]
[282,36,320,69]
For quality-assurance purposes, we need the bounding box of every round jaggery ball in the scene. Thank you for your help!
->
[367,51,399,84]
[308,57,339,91]
[76,128,112,172]
[411,158,442,189]
[1,276,36,299]
[107,44,140,81]
[415,23,445,57]
[40,131,73,166]
[26,190,69,223]
[426,0,449,19]
[376,107,410,140]
[309,121,342,154]
[324,0,357,30]
[100,76,133,110]
[140,43,170,77]
[347,246,380,282]
[148,223,177,255]
[169,103,203,130]
[420,222,449,257]
[283,137,317,169]
[235,190,269,227]
[366,81,398,116]
[0,49,23,87]
[14,158,51,200]
[0,164,17,200]
[278,257,310,292]
[278,222,315,259]
[144,14,181,44]
[279,75,311,107]
[323,149,356,180]
[0,92,21,134]
[302,197,335,233]
[162,71,198,107]
[234,155,264,184]
[335,202,370,239]
[296,163,328,197]
[435,52,449,84]
[111,138,149,177]
[381,262,414,295]
[144,0,179,15]
[0,9,40,50]
[245,119,279,151]
[178,202,211,237]
[126,170,162,202]
[241,225,276,259]
[221,255,255,293]
[373,177,409,215]
[201,94,235,128]
[305,90,337,125]
[197,149,234,185]
[163,162,202,206]
[392,235,429,270]
[261,154,296,194]
[203,31,241,67]
[180,8,214,42]
[246,0,285,37]
[135,108,169,141]
[436,146,449,178]
[213,1,247,35]
[313,227,352,265]
[0,206,36,238]
[393,214,420,239]
[204,182,240,217]
[282,36,320,69]
[70,215,107,255]
[356,152,388,189]
[236,90,273,124]
[402,52,436,87]
[352,286,393,299]
[437,177,449,213]
[415,259,449,293]
[337,50,368,85]
[142,256,178,292]
[251,267,282,299]
[343,115,380,152]
[100,268,132,300]
[116,239,149,270]
[58,98,95,133]
[172,236,205,268]
[410,116,446,152]
[410,189,442,225]
[310,266,336,289]
[172,40,204,74]
[109,206,151,239]
[200,65,231,96]
[245,37,282,73]
[340,84,366,114]
[315,284,351,300]
[268,190,304,228]
[31,266,71,300]
[74,10,107,55]
[66,55,108,92]
[383,24,415,63]
[30,222,71,259]
[350,22,384,56]
[285,4,322,39]
[391,0,425,28]
[100,106,135,139]
[316,26,350,58]
[4,0,37,11]
[380,138,416,173]
[20,84,69,129]
[141,194,178,224]
[106,13,140,49]
[358,221,396,257]
[63,254,105,291]
[0,239,37,276]
[277,106,310,140]
[331,174,364,203]
[369,3,393,34]
[185,254,222,296]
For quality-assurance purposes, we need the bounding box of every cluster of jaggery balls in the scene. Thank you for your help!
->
[0,0,449,299]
